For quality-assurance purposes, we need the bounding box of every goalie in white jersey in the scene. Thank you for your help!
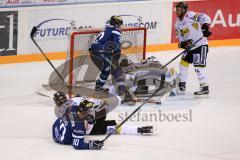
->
[174,2,212,96]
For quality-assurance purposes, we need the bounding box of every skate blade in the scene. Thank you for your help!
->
[194,94,210,98]
[177,91,186,95]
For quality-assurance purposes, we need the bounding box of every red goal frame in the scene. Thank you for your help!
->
[68,27,147,97]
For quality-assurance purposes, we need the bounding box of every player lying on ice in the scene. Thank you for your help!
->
[52,92,153,150]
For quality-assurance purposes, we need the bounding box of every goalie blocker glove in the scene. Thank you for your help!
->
[89,140,104,150]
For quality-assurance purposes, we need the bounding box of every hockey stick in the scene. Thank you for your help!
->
[102,38,203,143]
[160,37,203,69]
[30,26,70,90]
[101,75,165,142]
[136,98,161,104]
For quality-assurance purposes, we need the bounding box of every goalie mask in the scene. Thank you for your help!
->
[53,92,67,107]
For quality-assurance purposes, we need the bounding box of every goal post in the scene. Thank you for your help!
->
[67,27,147,97]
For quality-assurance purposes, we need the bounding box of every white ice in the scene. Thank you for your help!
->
[0,46,240,160]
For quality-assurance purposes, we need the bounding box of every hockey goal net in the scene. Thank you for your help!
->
[49,27,147,96]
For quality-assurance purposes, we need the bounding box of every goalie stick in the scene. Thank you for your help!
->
[101,38,203,143]
[30,26,70,91]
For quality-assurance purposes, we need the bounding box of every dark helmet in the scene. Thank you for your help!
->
[110,16,123,27]
[53,92,67,107]
[78,100,94,113]
[175,2,188,10]
[77,100,95,124]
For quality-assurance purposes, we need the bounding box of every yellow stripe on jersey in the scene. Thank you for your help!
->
[180,60,190,67]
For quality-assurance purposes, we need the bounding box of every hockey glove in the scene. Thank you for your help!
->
[85,114,95,124]
[202,23,212,37]
[89,140,104,150]
[178,39,194,50]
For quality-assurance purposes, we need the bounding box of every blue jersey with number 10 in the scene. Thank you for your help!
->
[90,25,121,54]
[52,105,90,150]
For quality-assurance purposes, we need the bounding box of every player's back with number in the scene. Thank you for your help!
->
[97,26,121,43]
[52,118,73,145]
[90,16,123,54]
[91,25,121,53]
[52,112,89,150]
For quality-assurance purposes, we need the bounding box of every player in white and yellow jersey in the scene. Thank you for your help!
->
[174,2,212,96]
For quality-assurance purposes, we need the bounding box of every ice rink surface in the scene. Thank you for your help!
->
[0,46,240,160]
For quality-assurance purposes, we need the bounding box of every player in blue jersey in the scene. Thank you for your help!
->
[52,93,102,150]
[89,16,136,104]
[52,92,153,150]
